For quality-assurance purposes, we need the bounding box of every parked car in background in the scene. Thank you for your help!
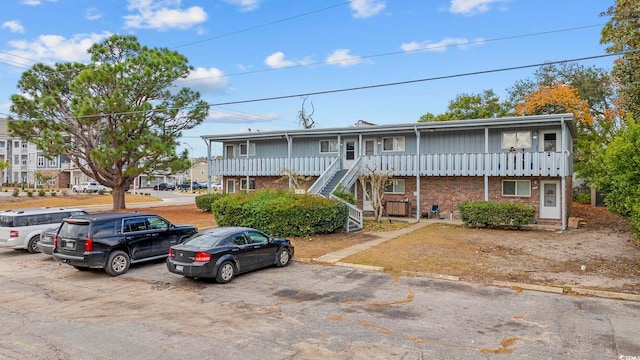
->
[166,227,294,283]
[178,181,207,190]
[0,208,88,253]
[38,226,59,256]
[53,212,197,276]
[153,182,176,191]
[72,181,109,193]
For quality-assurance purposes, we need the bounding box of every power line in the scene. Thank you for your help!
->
[3,50,634,122]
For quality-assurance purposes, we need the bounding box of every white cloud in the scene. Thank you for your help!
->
[85,7,102,21]
[401,37,484,52]
[326,49,361,67]
[264,52,296,69]
[174,67,228,95]
[20,0,57,6]
[2,20,25,33]
[205,111,279,124]
[449,0,508,15]
[124,0,207,30]
[222,0,261,12]
[2,32,112,67]
[350,0,386,18]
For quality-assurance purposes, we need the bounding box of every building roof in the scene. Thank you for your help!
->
[202,114,577,142]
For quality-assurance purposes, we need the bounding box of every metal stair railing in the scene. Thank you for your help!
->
[308,158,340,195]
[329,194,363,232]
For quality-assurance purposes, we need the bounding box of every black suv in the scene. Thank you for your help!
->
[53,212,197,276]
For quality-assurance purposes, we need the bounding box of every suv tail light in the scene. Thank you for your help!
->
[194,252,211,262]
[9,230,18,238]
[54,234,58,247]
[168,248,174,259]
[85,238,93,251]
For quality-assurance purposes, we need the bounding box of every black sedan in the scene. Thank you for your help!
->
[166,227,294,283]
[153,182,176,191]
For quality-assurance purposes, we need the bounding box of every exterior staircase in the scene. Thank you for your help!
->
[320,169,348,197]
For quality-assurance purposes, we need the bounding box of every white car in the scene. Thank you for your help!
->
[72,182,108,193]
[0,208,88,253]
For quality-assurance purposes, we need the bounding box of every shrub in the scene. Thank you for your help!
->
[38,190,46,196]
[51,191,57,197]
[195,193,227,212]
[98,189,107,195]
[332,190,356,205]
[458,201,535,229]
[27,191,33,197]
[212,189,348,237]
[574,192,590,204]
[12,189,19,197]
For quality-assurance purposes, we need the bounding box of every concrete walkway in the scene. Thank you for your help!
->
[314,220,431,263]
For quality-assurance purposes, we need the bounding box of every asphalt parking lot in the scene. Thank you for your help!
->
[1,250,639,359]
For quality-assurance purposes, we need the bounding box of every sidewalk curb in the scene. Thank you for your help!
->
[492,280,565,294]
[571,288,640,302]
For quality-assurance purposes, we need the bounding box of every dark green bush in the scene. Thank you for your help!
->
[38,190,46,196]
[195,193,227,212]
[212,189,348,237]
[332,190,356,205]
[458,201,535,229]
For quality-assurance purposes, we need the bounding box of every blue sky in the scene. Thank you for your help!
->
[0,0,616,157]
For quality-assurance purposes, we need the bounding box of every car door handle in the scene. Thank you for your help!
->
[253,246,261,249]
[150,233,158,237]
[232,248,239,252]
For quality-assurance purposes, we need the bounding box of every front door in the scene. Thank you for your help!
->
[540,180,561,219]
[343,139,357,169]
[363,180,373,211]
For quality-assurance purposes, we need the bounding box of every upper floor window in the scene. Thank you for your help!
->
[384,179,405,194]
[48,158,57,167]
[382,137,405,152]
[502,180,531,197]
[38,157,45,167]
[319,140,338,154]
[22,142,28,149]
[14,141,20,148]
[501,131,531,149]
[239,143,255,156]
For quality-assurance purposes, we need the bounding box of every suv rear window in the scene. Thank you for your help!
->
[58,221,91,239]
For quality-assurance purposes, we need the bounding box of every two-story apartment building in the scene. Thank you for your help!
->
[203,114,576,229]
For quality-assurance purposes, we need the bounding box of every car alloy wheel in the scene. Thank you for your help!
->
[27,235,40,254]
[106,250,131,276]
[276,248,290,267]
[216,261,235,284]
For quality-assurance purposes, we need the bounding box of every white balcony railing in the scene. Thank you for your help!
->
[210,152,572,177]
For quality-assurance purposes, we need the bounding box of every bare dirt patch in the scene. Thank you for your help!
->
[343,203,640,295]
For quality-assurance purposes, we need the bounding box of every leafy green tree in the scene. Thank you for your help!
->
[34,171,55,189]
[8,35,208,209]
[601,0,640,119]
[418,89,509,122]
[593,116,640,236]
[506,62,621,183]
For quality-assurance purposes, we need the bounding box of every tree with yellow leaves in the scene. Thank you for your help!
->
[515,83,593,126]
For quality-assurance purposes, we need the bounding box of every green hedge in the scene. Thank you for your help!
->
[195,193,228,212]
[458,201,535,229]
[212,189,349,237]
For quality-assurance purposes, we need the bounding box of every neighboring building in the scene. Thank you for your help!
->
[202,114,577,229]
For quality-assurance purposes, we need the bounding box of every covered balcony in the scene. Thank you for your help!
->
[210,152,572,178]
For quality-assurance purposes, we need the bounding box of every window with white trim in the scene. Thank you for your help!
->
[319,139,338,154]
[384,179,405,193]
[239,143,256,156]
[502,180,531,197]
[382,136,405,152]
[48,158,57,167]
[240,178,256,191]
[501,131,531,149]
[38,157,45,167]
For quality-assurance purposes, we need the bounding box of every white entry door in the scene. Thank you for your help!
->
[540,180,560,219]
[343,139,357,169]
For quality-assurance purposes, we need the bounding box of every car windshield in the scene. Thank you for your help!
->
[183,232,226,249]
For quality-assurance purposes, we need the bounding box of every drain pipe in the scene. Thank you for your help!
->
[415,126,421,222]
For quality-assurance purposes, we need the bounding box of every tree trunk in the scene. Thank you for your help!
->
[111,186,127,210]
